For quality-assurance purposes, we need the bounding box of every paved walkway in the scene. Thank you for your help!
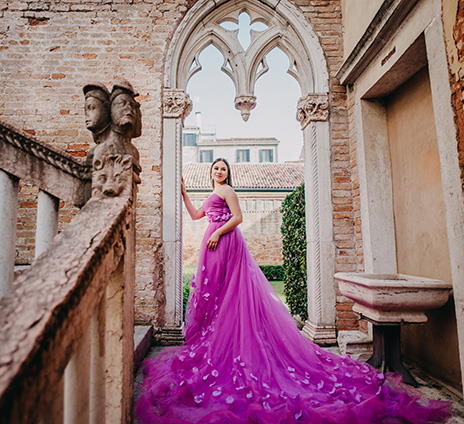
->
[134,346,464,423]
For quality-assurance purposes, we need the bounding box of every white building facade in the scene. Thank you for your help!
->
[182,117,279,164]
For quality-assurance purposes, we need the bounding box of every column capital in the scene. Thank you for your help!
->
[296,93,329,129]
[162,89,193,119]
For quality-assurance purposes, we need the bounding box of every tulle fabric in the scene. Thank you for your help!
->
[135,193,450,424]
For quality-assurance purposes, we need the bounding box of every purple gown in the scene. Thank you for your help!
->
[136,193,450,424]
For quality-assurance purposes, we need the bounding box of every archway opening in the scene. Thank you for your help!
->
[161,0,334,346]
[181,38,304,318]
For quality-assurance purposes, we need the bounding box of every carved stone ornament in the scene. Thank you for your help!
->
[163,89,193,119]
[234,95,256,122]
[169,1,331,122]
[84,79,142,193]
[92,154,133,199]
[296,93,329,129]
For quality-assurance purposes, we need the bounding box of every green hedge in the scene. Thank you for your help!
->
[259,265,284,281]
[281,184,308,321]
[183,271,192,319]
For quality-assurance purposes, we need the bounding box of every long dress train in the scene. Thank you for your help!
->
[135,193,450,424]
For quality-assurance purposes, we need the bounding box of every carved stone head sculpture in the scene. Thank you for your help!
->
[86,79,142,198]
[83,82,111,142]
[110,79,142,138]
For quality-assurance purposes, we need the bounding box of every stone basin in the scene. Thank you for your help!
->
[334,272,452,323]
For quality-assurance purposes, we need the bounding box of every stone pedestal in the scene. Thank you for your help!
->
[301,321,337,346]
[367,323,418,386]
[335,272,452,385]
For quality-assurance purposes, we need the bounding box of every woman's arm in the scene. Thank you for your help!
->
[181,177,205,220]
[206,188,242,249]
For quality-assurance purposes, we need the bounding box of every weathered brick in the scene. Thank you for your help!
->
[1,0,359,330]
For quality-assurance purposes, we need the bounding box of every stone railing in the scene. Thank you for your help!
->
[0,80,143,423]
[0,121,92,295]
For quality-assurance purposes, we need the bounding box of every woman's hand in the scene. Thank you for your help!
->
[207,231,220,250]
[181,177,187,197]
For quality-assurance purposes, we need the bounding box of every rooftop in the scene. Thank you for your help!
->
[195,137,280,146]
[183,162,304,190]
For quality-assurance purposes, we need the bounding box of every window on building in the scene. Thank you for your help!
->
[236,149,250,163]
[259,149,273,162]
[199,150,213,163]
[182,133,198,146]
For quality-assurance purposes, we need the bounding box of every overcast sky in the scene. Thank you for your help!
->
[184,14,303,163]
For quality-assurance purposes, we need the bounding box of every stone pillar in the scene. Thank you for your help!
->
[424,17,464,393]
[0,170,19,296]
[296,93,337,345]
[160,89,192,344]
[35,190,59,258]
[89,301,105,424]
[103,247,135,424]
[64,327,91,424]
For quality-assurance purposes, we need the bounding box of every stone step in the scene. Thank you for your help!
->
[154,326,185,346]
[134,325,153,371]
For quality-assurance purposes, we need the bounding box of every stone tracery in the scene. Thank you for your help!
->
[175,2,317,121]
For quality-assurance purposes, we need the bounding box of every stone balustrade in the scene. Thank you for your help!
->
[0,79,143,422]
[0,121,91,204]
[0,121,92,296]
[0,185,137,423]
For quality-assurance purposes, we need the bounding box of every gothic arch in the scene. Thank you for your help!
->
[160,0,336,346]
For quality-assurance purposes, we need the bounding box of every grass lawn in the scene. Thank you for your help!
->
[183,265,286,304]
[270,280,286,304]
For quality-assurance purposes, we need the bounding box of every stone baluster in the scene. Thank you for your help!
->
[89,301,105,424]
[35,190,59,258]
[0,170,19,296]
[64,328,91,424]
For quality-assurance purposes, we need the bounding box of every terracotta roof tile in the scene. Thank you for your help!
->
[183,163,304,190]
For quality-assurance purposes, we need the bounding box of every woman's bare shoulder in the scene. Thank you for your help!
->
[219,185,236,197]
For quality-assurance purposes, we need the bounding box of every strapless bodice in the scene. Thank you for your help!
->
[202,192,232,223]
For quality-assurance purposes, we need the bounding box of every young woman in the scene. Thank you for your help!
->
[136,158,450,424]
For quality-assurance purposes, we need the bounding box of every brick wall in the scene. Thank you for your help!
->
[0,0,357,331]
[445,0,464,187]
[0,0,188,325]
[344,84,368,332]
[295,0,359,331]
[184,209,284,267]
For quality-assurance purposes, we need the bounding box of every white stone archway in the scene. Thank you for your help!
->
[160,0,336,345]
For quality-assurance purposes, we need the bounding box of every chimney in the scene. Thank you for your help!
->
[195,111,202,131]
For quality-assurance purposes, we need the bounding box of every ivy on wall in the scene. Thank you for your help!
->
[281,184,308,321]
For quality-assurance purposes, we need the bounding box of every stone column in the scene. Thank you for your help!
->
[89,301,105,424]
[0,170,19,296]
[35,190,59,258]
[296,93,337,345]
[64,327,91,424]
[160,89,192,344]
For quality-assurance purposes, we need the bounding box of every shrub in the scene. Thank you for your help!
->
[183,269,193,319]
[259,264,284,281]
[183,281,190,319]
[281,184,308,321]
